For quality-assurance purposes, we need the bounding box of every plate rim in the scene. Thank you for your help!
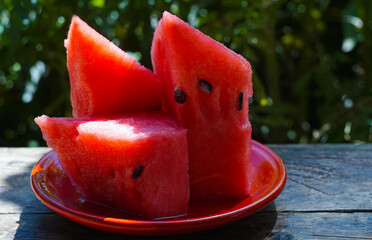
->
[30,140,286,235]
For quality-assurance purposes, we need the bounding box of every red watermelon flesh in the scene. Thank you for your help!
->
[151,12,253,198]
[35,112,189,219]
[65,16,162,117]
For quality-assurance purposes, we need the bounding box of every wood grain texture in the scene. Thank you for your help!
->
[267,144,372,212]
[0,148,50,214]
[0,145,371,239]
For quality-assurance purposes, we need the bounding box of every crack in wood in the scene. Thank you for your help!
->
[287,177,334,196]
[285,163,339,179]
[260,209,372,214]
[306,233,372,239]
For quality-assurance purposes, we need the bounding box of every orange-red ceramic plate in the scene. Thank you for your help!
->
[30,140,286,235]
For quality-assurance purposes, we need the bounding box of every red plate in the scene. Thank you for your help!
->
[30,140,286,235]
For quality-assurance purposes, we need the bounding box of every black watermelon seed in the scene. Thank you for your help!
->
[174,89,186,104]
[199,79,212,93]
[238,92,244,111]
[133,165,144,179]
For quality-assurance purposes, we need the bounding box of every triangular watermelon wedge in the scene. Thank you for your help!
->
[35,112,189,219]
[65,16,162,117]
[151,12,253,198]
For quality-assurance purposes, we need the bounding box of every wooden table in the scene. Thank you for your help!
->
[1,145,371,239]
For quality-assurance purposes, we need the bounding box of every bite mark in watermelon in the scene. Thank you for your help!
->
[65,16,162,117]
[35,112,189,219]
[151,12,253,198]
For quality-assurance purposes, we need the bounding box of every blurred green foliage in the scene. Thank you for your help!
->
[0,0,371,146]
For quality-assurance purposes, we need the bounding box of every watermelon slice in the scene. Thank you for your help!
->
[35,112,189,219]
[65,16,162,117]
[151,12,253,198]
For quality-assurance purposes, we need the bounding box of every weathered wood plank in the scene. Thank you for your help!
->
[267,144,372,212]
[1,210,371,240]
[0,148,50,214]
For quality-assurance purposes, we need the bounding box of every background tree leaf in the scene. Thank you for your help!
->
[0,0,371,146]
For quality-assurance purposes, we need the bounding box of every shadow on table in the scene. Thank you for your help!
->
[13,204,278,240]
[0,162,278,240]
